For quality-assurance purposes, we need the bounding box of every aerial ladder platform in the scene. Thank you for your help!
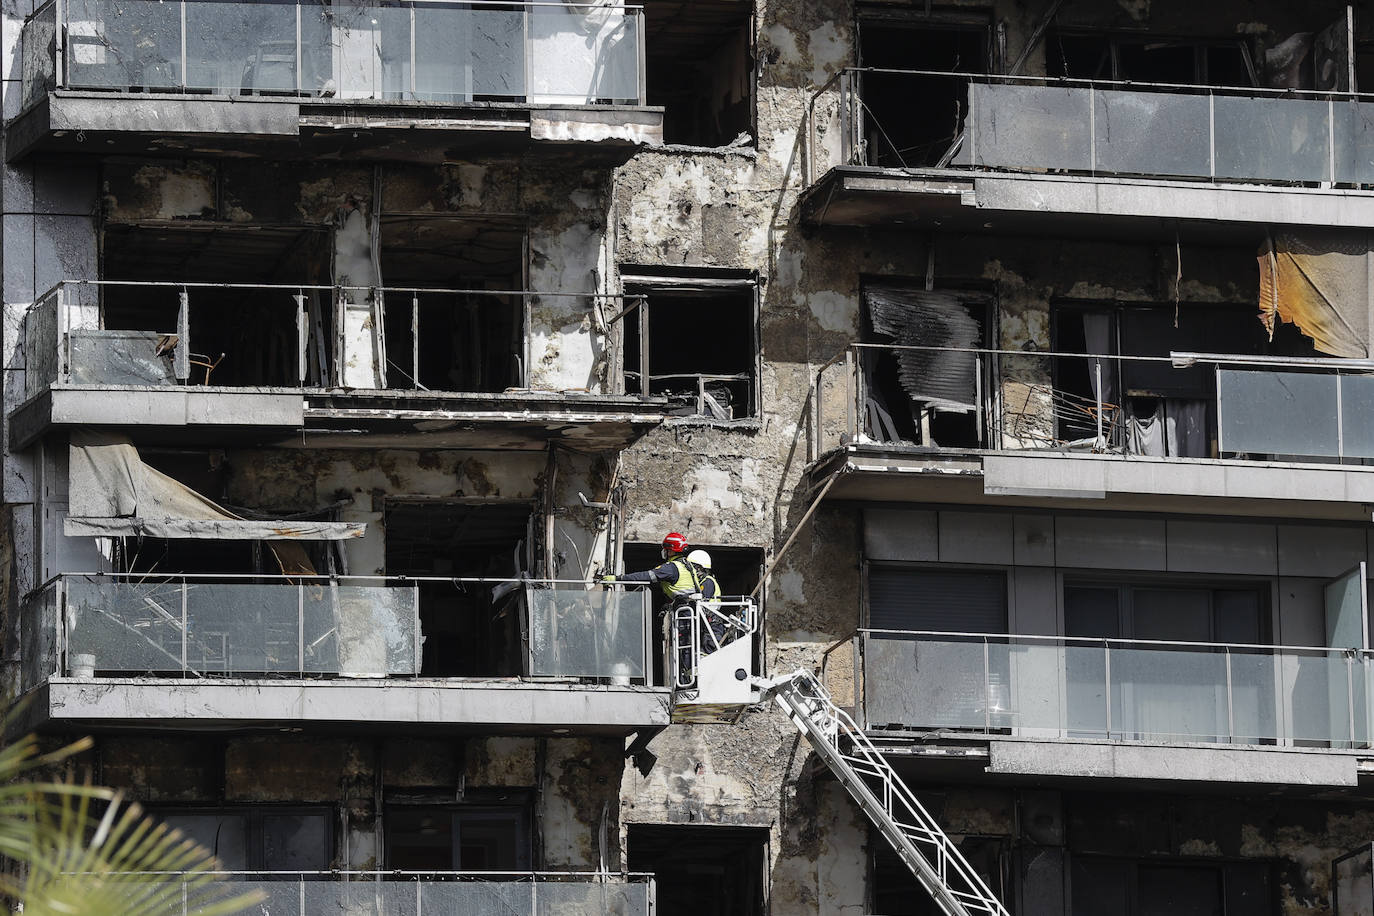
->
[670,597,1010,916]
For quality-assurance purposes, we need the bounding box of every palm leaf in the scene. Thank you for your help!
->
[0,703,263,916]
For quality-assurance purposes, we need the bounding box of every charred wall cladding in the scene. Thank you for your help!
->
[96,734,626,871]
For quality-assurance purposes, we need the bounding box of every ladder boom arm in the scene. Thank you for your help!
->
[763,671,1010,916]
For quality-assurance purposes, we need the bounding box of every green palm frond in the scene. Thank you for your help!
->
[0,702,263,916]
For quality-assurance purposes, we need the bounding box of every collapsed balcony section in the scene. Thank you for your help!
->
[10,0,662,161]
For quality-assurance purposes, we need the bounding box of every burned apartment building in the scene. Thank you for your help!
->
[5,0,1374,913]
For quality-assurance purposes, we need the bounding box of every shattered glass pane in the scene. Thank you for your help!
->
[67,330,177,386]
[64,0,182,90]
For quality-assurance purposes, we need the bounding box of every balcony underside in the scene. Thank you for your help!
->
[7,92,662,164]
[872,735,1368,792]
[805,444,1374,522]
[25,677,670,735]
[800,166,1374,240]
[10,385,668,451]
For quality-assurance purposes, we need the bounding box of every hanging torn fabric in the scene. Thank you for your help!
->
[1257,230,1373,358]
[65,430,365,540]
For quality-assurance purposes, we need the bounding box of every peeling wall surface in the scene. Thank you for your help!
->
[4,0,1374,912]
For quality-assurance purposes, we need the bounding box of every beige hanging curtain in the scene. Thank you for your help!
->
[65,430,365,541]
[1257,230,1373,359]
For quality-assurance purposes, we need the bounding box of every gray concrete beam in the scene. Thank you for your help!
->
[39,678,672,732]
[987,739,1358,787]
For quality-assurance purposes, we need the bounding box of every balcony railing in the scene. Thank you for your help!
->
[22,574,650,689]
[20,0,645,111]
[805,68,1374,188]
[89,871,654,915]
[847,629,1373,749]
[22,280,643,397]
[809,342,1374,465]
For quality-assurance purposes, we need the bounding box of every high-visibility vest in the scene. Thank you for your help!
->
[658,559,718,602]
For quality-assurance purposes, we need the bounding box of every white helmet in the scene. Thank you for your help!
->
[686,549,712,570]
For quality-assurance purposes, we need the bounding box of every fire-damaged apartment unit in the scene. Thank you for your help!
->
[5,0,1374,913]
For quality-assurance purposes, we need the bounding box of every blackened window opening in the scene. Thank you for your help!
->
[873,833,1005,916]
[101,224,333,388]
[383,500,530,677]
[857,22,988,169]
[643,0,753,147]
[861,283,993,449]
[1051,300,1316,456]
[1047,31,1255,87]
[627,824,767,916]
[385,805,531,871]
[378,215,525,393]
[624,286,756,420]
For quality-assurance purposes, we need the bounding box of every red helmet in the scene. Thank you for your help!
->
[661,532,688,556]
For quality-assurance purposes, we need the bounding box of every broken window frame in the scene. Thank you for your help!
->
[858,277,1000,449]
[618,269,761,423]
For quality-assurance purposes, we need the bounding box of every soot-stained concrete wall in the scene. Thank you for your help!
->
[96,734,625,871]
[608,0,1352,912]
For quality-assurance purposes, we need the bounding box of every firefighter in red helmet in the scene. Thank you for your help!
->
[602,532,718,684]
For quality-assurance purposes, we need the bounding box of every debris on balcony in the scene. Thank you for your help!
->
[66,430,365,540]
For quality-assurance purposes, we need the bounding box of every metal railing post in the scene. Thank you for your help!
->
[1207,91,1216,179]
[54,0,66,89]
[180,579,189,675]
[295,292,307,385]
[846,347,858,440]
[839,71,850,164]
[1224,647,1234,743]
[411,294,420,388]
[1094,360,1103,443]
[1103,642,1112,737]
[1348,652,1358,749]
[974,353,985,445]
[56,577,66,678]
[983,639,991,731]
[178,0,186,89]
[295,2,302,94]
[297,582,305,674]
[1337,371,1346,462]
